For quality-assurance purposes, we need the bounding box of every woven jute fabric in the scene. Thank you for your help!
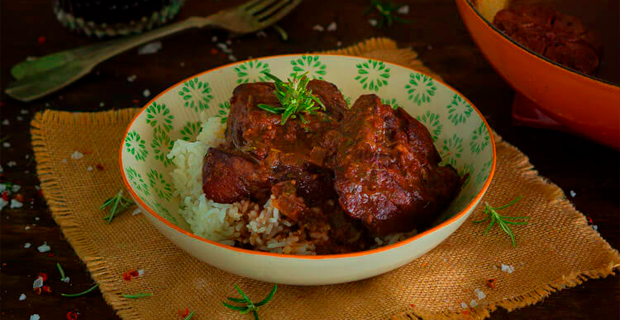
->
[31,38,619,320]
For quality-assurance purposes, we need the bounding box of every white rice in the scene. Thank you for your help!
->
[168,117,417,255]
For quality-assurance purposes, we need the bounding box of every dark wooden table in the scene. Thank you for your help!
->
[1,0,618,319]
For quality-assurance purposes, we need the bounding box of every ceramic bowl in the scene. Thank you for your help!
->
[456,0,620,149]
[119,54,495,285]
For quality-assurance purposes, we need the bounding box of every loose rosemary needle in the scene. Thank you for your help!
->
[472,196,530,247]
[223,284,277,320]
[56,262,66,280]
[100,189,134,223]
[61,284,100,298]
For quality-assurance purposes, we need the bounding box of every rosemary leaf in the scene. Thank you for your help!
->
[61,284,100,298]
[473,197,529,247]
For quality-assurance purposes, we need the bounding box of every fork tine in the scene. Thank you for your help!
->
[238,0,269,11]
[246,0,282,15]
[256,0,302,24]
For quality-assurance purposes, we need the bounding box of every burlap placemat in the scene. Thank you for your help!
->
[31,38,619,320]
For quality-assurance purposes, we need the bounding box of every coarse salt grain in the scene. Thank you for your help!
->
[25,226,31,230]
[99,102,105,107]
[569,190,576,197]
[369,19,378,27]
[127,75,137,82]
[61,158,68,164]
[21,109,29,114]
[460,302,468,309]
[228,54,237,62]
[397,4,409,14]
[30,314,40,320]
[12,184,21,192]
[17,116,24,121]
[24,243,31,248]
[226,40,232,45]
[138,41,162,55]
[474,288,486,300]
[0,199,8,211]
[10,199,23,209]
[337,41,342,47]
[37,242,51,253]
[593,225,599,231]
[71,151,84,160]
[7,161,16,167]
[143,89,151,97]
[2,119,9,125]
[138,269,145,276]
[216,43,232,53]
[312,24,324,32]
[62,276,71,283]
[33,277,44,288]
[256,31,267,38]
[87,166,93,172]
[327,22,337,31]
[500,264,515,274]
[0,165,3,173]
[19,293,26,301]
[180,62,185,67]
[470,299,478,308]
[3,142,10,148]
[132,208,142,216]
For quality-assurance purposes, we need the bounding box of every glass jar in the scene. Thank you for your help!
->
[53,0,185,38]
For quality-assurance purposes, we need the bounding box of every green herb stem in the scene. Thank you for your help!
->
[183,311,195,320]
[472,196,530,247]
[61,284,100,298]
[56,262,66,280]
[223,284,277,320]
[100,189,134,223]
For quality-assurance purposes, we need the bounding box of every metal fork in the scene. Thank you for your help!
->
[6,0,302,102]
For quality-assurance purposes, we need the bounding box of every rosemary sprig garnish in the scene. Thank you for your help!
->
[61,284,99,298]
[472,196,530,247]
[56,262,66,281]
[257,72,325,125]
[100,189,134,223]
[222,284,277,320]
[365,0,411,28]
[122,293,153,299]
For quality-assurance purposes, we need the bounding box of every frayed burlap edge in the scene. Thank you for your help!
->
[390,133,620,320]
[31,109,142,320]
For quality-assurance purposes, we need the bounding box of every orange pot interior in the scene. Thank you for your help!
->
[456,0,620,149]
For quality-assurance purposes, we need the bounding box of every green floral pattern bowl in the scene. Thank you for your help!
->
[120,54,495,285]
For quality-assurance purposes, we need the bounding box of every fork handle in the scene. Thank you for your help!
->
[87,16,212,62]
[14,16,212,78]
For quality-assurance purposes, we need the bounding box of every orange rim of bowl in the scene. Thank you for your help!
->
[119,53,497,260]
[463,0,620,88]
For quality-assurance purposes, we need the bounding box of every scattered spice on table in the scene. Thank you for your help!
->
[486,278,497,288]
[66,311,79,320]
[19,293,26,301]
[37,36,46,45]
[95,163,105,171]
[472,196,530,247]
[223,284,277,320]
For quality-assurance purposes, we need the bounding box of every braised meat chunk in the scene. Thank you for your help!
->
[332,94,461,235]
[493,6,602,75]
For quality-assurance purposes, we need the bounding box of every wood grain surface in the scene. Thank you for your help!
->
[1,0,618,319]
